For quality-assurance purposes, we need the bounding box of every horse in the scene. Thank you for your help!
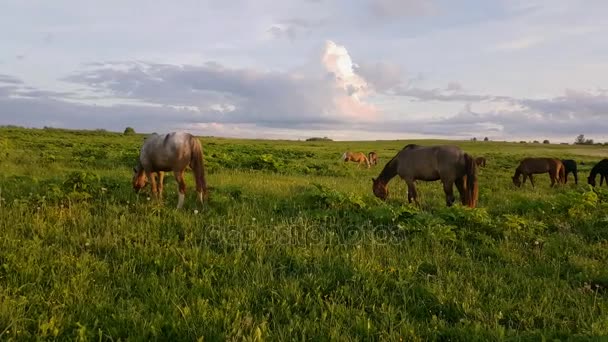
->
[561,159,578,184]
[475,156,487,167]
[368,151,378,166]
[511,158,565,188]
[133,132,208,209]
[342,151,370,168]
[587,158,608,187]
[372,144,478,208]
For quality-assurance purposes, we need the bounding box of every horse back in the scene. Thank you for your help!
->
[397,145,463,181]
[140,132,193,172]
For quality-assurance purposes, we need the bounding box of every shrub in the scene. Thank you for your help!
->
[124,127,136,135]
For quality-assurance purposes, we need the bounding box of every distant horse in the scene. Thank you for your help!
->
[512,158,565,188]
[368,151,378,166]
[133,132,208,208]
[561,159,578,184]
[475,157,487,167]
[342,151,370,168]
[372,144,478,208]
[587,158,608,187]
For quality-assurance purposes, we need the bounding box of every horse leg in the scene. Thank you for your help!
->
[529,174,535,188]
[574,171,578,185]
[549,171,556,187]
[455,177,466,205]
[157,171,165,202]
[442,179,456,207]
[564,171,569,184]
[146,171,158,199]
[174,170,186,209]
[405,180,417,205]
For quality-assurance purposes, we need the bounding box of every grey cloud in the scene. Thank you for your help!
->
[62,61,352,127]
[0,74,23,84]
[354,62,403,91]
[267,18,327,41]
[393,86,496,102]
[368,0,437,19]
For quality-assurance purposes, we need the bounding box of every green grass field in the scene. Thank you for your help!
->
[1,127,608,341]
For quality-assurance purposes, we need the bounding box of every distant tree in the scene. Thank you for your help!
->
[471,137,477,142]
[519,141,527,144]
[543,139,550,144]
[533,140,540,144]
[124,127,136,135]
[306,136,333,142]
[575,134,586,144]
[484,137,489,141]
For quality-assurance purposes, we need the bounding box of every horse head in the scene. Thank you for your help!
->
[132,166,147,192]
[588,175,596,187]
[372,177,388,200]
[511,175,522,187]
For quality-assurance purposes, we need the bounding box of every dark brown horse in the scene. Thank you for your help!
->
[561,159,578,184]
[372,144,478,208]
[587,158,608,187]
[342,151,370,168]
[368,151,378,166]
[512,158,564,188]
[475,156,487,167]
[133,132,208,208]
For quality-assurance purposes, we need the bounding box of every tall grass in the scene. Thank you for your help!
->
[0,127,607,340]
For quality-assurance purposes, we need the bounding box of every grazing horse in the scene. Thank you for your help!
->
[342,151,370,168]
[368,151,378,166]
[561,159,578,184]
[133,132,208,208]
[475,157,487,167]
[512,158,565,188]
[372,144,478,208]
[587,158,608,187]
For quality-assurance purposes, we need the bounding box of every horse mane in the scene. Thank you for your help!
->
[403,144,420,150]
[376,154,399,183]
[163,133,172,146]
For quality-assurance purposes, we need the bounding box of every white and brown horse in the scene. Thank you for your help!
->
[133,132,208,208]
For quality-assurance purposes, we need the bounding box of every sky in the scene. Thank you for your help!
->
[1,0,608,142]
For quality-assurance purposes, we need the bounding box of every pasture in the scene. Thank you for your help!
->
[1,127,608,340]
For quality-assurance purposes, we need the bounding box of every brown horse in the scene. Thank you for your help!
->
[512,158,565,188]
[133,132,208,208]
[368,151,378,166]
[372,144,478,208]
[475,156,487,167]
[342,151,370,168]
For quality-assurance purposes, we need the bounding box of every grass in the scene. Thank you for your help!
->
[1,126,608,340]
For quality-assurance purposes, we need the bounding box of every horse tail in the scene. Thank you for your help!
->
[559,162,566,183]
[464,153,478,208]
[189,135,208,196]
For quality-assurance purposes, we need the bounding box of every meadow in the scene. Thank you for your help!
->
[1,126,608,341]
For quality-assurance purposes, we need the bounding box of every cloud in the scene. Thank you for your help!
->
[353,61,403,92]
[393,85,496,102]
[266,18,327,41]
[4,40,372,130]
[368,0,438,19]
[490,36,544,51]
[0,74,23,85]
